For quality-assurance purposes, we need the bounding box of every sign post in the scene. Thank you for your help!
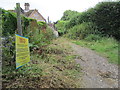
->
[16,3,30,69]
[16,3,22,36]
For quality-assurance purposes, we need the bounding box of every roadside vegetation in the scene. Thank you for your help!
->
[1,8,81,88]
[72,37,118,64]
[2,37,81,88]
[55,1,119,64]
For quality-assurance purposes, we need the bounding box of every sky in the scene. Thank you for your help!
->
[0,0,114,22]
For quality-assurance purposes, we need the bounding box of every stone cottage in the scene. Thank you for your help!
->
[9,3,46,22]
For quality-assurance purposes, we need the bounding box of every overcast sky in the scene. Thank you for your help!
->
[0,0,114,22]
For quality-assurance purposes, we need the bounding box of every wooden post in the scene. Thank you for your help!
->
[0,8,2,90]
[16,3,22,36]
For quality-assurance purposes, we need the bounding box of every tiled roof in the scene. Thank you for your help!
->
[24,10,34,17]
[8,8,46,22]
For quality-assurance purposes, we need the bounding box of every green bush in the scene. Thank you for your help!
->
[61,10,79,21]
[92,1,120,40]
[65,7,97,29]
[55,20,68,36]
[29,27,54,50]
[22,16,30,30]
[64,1,120,40]
[66,22,100,39]
[37,21,47,28]
[2,36,15,74]
[1,8,37,36]
[84,34,102,41]
[2,9,17,36]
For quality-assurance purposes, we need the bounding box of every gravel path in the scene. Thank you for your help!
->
[71,43,118,88]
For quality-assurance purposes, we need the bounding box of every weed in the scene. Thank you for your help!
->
[3,37,82,88]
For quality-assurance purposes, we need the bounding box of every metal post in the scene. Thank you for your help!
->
[16,3,22,36]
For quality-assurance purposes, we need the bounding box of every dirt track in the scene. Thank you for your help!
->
[71,43,118,88]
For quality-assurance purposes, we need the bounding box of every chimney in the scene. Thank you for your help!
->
[24,3,30,11]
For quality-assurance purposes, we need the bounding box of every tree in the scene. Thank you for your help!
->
[61,10,79,21]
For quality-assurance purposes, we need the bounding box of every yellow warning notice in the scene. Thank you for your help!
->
[15,34,30,69]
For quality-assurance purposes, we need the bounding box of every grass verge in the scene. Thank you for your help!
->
[72,37,118,64]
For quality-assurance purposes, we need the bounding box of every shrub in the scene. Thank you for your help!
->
[29,26,54,50]
[2,10,17,36]
[65,8,95,29]
[37,21,47,29]
[61,10,79,21]
[92,1,120,40]
[64,1,120,40]
[2,36,15,74]
[55,20,68,36]
[84,34,102,41]
[66,22,100,39]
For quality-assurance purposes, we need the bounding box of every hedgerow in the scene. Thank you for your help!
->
[61,1,120,40]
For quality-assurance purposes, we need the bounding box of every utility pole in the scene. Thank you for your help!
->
[47,16,49,23]
[16,3,22,36]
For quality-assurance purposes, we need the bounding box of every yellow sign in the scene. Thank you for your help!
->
[15,34,30,69]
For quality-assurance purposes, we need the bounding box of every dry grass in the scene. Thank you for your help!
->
[3,37,82,88]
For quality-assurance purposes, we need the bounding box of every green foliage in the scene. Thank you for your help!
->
[22,16,30,30]
[2,9,17,36]
[61,10,79,21]
[2,36,15,74]
[55,20,68,36]
[37,21,46,27]
[64,1,120,40]
[2,8,54,82]
[3,38,81,88]
[65,11,93,29]
[73,37,118,64]
[92,2,120,40]
[66,22,100,39]
[29,27,54,50]
[84,34,101,41]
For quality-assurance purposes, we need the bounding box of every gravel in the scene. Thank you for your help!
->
[71,43,118,88]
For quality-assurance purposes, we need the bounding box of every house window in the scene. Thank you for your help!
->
[34,14,39,18]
